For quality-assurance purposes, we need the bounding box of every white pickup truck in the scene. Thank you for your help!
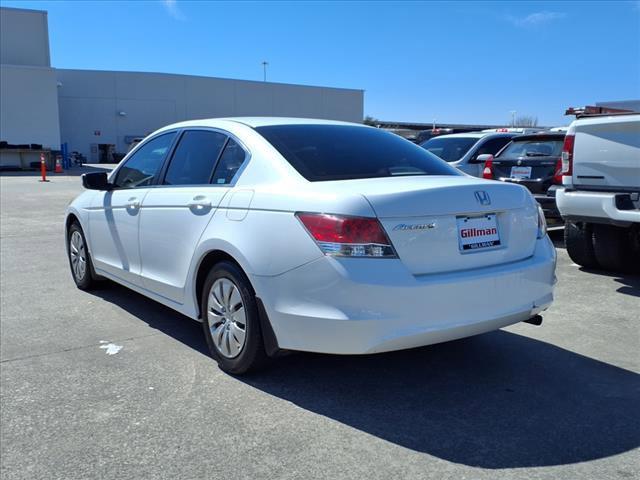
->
[556,113,640,272]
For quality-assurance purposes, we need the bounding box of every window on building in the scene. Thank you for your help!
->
[163,130,227,185]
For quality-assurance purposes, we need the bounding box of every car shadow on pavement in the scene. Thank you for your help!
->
[88,282,209,356]
[577,268,640,297]
[613,276,640,297]
[243,331,640,469]
[87,281,640,470]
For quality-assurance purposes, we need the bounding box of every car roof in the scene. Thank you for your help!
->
[159,117,364,131]
[511,132,566,141]
[425,132,515,140]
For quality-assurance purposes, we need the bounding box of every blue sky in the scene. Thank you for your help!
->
[3,0,639,125]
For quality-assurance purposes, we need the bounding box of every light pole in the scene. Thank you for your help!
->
[262,61,268,82]
[510,110,517,127]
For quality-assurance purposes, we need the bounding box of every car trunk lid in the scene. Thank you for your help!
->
[318,176,538,275]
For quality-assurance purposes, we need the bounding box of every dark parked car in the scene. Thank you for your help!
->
[479,132,566,225]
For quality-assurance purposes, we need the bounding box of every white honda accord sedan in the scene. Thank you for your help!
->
[65,118,556,374]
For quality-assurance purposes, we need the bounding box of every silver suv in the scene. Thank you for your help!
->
[420,132,518,177]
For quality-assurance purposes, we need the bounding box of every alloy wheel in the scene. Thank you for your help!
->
[207,278,247,358]
[69,231,87,281]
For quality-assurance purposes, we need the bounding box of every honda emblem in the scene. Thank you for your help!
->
[474,191,491,206]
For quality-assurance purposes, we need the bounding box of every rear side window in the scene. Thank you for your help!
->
[114,132,176,188]
[211,138,246,185]
[499,138,564,159]
[256,125,460,181]
[164,130,227,185]
[419,136,478,162]
[474,137,513,158]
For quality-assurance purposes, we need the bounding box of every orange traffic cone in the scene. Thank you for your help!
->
[54,156,63,173]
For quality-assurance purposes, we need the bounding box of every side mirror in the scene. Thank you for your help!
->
[470,154,494,164]
[82,172,112,190]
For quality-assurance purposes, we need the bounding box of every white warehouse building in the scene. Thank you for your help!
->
[0,7,364,163]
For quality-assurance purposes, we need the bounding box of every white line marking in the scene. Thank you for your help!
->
[99,343,123,355]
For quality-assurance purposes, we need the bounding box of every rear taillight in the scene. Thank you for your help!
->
[482,155,494,179]
[561,134,575,177]
[553,158,563,184]
[296,213,396,258]
[536,204,547,239]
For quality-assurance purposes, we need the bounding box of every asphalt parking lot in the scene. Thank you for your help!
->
[1,167,639,480]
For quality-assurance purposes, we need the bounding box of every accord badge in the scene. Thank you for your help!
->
[393,223,436,231]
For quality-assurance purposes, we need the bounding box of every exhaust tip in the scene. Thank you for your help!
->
[523,314,543,326]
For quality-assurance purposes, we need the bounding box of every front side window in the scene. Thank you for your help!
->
[211,138,246,185]
[114,133,176,188]
[419,136,479,162]
[164,130,227,185]
[257,125,460,181]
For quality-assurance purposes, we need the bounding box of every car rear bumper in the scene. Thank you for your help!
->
[556,188,640,226]
[252,236,556,355]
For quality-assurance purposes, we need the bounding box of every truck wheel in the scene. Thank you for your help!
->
[592,224,635,273]
[630,225,640,271]
[564,222,599,269]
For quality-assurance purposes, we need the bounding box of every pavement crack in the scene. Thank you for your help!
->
[0,332,161,364]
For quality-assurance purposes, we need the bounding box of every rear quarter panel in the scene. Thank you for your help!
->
[572,115,640,189]
[187,185,376,314]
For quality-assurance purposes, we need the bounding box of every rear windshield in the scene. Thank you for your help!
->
[499,138,564,159]
[419,136,478,162]
[256,124,460,181]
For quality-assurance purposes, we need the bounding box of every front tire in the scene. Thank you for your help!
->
[67,222,98,290]
[201,261,267,375]
[564,221,599,269]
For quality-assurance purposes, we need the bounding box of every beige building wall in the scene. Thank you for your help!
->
[0,7,60,149]
[0,65,61,148]
[56,69,364,158]
[0,6,364,161]
[0,7,51,67]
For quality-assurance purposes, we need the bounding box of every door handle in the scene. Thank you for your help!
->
[127,197,140,209]
[187,196,212,210]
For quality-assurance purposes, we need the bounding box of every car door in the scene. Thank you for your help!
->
[139,130,249,304]
[88,132,177,286]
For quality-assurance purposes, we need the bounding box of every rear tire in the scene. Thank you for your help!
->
[564,221,599,269]
[201,261,268,375]
[592,224,637,274]
[67,222,98,290]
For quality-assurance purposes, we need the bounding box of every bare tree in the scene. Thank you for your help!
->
[363,115,379,126]
[515,115,539,127]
